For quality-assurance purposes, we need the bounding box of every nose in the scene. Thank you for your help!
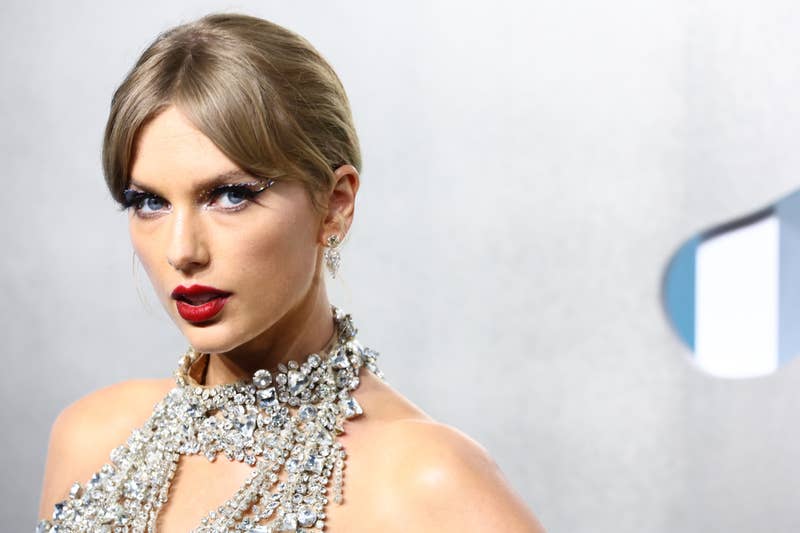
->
[166,208,210,272]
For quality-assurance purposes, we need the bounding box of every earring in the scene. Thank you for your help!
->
[324,234,342,278]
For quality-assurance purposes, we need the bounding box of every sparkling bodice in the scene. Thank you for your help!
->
[36,305,385,533]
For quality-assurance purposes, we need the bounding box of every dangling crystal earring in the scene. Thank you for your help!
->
[324,234,342,278]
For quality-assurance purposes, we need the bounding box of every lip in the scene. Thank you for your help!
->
[171,284,231,299]
[171,284,232,323]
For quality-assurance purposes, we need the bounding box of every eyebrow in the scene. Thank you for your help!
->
[128,169,259,196]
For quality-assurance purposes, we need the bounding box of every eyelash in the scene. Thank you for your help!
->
[120,180,276,218]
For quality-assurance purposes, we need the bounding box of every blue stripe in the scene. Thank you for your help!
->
[664,236,699,350]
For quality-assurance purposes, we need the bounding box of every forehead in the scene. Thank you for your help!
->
[130,105,242,189]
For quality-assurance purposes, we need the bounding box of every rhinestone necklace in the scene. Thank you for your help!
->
[37,305,385,533]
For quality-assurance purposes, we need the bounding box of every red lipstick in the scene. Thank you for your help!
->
[171,284,232,323]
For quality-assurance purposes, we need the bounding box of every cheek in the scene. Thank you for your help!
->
[228,211,320,291]
[130,230,152,268]
[129,223,171,298]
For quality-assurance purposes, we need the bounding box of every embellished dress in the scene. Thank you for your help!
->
[37,305,384,532]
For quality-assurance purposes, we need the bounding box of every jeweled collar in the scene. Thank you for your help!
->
[36,304,386,533]
[178,322,340,390]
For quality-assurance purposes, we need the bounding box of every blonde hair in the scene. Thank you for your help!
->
[102,12,361,215]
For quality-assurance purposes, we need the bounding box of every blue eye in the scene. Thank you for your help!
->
[141,196,166,212]
[215,187,250,207]
[121,189,168,216]
[208,179,277,211]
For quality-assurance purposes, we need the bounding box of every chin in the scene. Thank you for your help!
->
[178,321,248,354]
[186,336,243,355]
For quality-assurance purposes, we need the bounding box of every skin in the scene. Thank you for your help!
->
[37,105,546,532]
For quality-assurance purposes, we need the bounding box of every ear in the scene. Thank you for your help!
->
[319,164,360,244]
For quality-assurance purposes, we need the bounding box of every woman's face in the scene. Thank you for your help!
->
[127,105,325,354]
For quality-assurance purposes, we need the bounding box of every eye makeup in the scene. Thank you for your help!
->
[120,177,277,217]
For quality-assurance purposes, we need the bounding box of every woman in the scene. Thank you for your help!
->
[36,12,544,532]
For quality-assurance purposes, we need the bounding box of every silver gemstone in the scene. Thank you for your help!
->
[123,479,144,500]
[330,350,350,369]
[345,339,363,358]
[87,473,102,490]
[297,505,317,527]
[69,482,83,499]
[257,387,278,408]
[52,502,66,521]
[299,405,317,420]
[287,370,308,395]
[276,513,297,532]
[304,453,324,474]
[341,396,363,418]
[316,429,333,446]
[109,446,126,466]
[234,407,257,438]
[253,369,272,389]
[335,372,351,388]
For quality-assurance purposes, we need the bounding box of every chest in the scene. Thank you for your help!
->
[154,429,389,532]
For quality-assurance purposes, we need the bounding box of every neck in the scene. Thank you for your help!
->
[199,279,336,387]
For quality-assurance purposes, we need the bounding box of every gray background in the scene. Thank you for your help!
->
[4,1,800,531]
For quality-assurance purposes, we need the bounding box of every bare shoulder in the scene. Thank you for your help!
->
[37,377,174,519]
[378,419,545,532]
[345,372,546,532]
